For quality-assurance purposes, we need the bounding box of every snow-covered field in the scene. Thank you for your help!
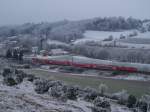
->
[130,32,150,39]
[116,42,150,49]
[74,30,150,49]
[74,30,133,44]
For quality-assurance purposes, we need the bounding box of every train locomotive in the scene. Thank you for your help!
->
[24,55,150,73]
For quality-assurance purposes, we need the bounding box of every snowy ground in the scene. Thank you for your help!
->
[116,42,150,49]
[117,32,150,49]
[74,30,134,44]
[0,75,92,112]
[46,30,150,49]
[74,30,150,49]
[0,75,132,112]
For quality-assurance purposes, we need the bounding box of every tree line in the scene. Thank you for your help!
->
[6,49,24,61]
[0,17,144,43]
[72,45,150,64]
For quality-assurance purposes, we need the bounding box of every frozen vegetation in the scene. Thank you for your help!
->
[0,67,138,112]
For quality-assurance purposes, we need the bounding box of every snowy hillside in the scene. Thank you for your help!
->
[74,30,150,49]
[74,30,134,44]
[0,76,92,112]
[119,32,150,44]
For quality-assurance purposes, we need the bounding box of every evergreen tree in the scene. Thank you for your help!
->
[127,95,137,108]
[18,50,23,61]
[6,49,12,58]
[13,49,18,60]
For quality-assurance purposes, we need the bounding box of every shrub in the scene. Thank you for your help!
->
[99,83,108,96]
[48,80,63,88]
[139,27,147,33]
[127,95,137,108]
[6,49,12,58]
[2,68,27,86]
[83,87,99,102]
[120,34,126,39]
[92,97,111,112]
[14,70,27,83]
[111,71,128,76]
[3,77,17,86]
[34,79,50,94]
[23,64,30,69]
[26,74,36,82]
[136,95,150,112]
[49,85,63,98]
[65,86,78,100]
[103,35,113,41]
[15,74,24,83]
[112,89,129,105]
[137,101,148,112]
[2,68,12,77]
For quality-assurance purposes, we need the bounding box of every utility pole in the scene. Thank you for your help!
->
[40,38,44,50]
[114,39,117,47]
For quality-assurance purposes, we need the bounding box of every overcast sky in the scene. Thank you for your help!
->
[0,0,150,26]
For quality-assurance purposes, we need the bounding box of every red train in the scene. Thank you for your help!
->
[29,55,139,73]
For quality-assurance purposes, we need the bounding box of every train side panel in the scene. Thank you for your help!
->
[31,56,150,73]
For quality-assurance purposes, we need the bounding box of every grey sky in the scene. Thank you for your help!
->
[0,0,150,26]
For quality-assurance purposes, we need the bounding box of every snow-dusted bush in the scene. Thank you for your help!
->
[103,35,113,41]
[49,84,78,101]
[49,85,64,98]
[23,64,31,69]
[136,95,150,112]
[65,86,78,100]
[34,78,50,94]
[2,68,27,86]
[2,68,12,77]
[48,80,63,87]
[14,69,27,83]
[26,74,36,82]
[49,84,68,102]
[112,89,129,105]
[139,27,147,33]
[137,101,148,112]
[3,77,17,86]
[92,97,111,112]
[83,87,99,102]
[120,34,126,39]
[128,31,138,37]
[99,83,108,96]
[127,95,137,108]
